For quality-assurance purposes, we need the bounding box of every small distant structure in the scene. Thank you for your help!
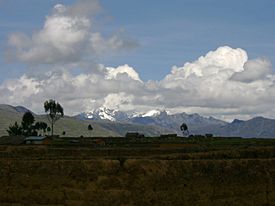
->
[205,133,213,138]
[125,132,145,138]
[24,136,51,145]
[69,139,80,144]
[93,139,106,146]
[160,134,177,139]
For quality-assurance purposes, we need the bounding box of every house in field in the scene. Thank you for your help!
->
[24,136,52,145]
[125,132,145,138]
[93,138,106,147]
[160,134,178,139]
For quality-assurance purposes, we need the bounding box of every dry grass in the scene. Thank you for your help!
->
[0,142,275,205]
[0,157,275,205]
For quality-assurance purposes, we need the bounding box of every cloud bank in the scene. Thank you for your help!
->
[2,1,275,121]
[7,0,136,65]
[1,45,275,121]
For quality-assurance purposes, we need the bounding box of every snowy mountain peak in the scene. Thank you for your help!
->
[75,107,227,135]
[96,107,117,121]
[142,110,162,117]
[78,107,171,121]
[78,107,129,122]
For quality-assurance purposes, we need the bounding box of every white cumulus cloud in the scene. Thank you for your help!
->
[230,58,272,82]
[105,65,142,82]
[1,46,274,121]
[6,0,137,65]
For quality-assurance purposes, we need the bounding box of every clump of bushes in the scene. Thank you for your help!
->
[7,111,47,137]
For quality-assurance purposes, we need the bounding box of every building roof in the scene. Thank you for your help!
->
[25,136,47,141]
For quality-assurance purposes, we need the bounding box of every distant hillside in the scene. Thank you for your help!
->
[2,104,275,138]
[0,104,118,137]
[36,116,118,137]
[0,105,173,137]
[215,117,275,138]
[76,107,275,138]
[94,120,173,137]
[76,107,227,135]
[130,111,227,135]
[0,104,24,136]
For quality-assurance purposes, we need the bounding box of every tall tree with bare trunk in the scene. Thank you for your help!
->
[44,99,64,136]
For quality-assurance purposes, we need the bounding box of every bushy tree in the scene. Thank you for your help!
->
[40,122,48,135]
[21,111,35,135]
[88,124,93,137]
[7,111,48,137]
[20,111,37,136]
[7,122,22,136]
[47,127,51,136]
[44,99,64,136]
[35,122,48,136]
[180,123,189,136]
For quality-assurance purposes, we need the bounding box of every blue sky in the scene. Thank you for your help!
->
[1,0,275,120]
[1,0,275,81]
[101,0,275,80]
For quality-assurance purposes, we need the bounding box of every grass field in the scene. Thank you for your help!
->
[0,136,275,205]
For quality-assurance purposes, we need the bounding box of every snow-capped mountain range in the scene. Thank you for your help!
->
[77,107,224,122]
[75,107,227,135]
[76,107,165,121]
[80,107,128,121]
[75,107,275,137]
[1,104,275,138]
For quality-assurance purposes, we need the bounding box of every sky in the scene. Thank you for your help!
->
[0,0,275,121]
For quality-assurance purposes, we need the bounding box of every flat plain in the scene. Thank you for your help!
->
[0,136,275,206]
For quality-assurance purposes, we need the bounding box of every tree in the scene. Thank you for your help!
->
[47,127,51,136]
[88,124,93,137]
[35,121,48,136]
[40,122,48,136]
[21,111,35,136]
[34,122,41,135]
[6,112,47,137]
[180,123,189,137]
[44,99,64,136]
[7,122,22,136]
[21,112,35,127]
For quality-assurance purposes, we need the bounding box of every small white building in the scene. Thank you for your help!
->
[24,136,51,145]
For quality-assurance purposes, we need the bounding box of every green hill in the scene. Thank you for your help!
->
[0,104,117,137]
[93,120,173,137]
[0,104,173,137]
[36,115,119,137]
[0,104,24,136]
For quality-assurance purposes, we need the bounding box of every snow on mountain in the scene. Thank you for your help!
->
[78,108,167,121]
[78,108,170,121]
[141,110,162,117]
[77,107,130,122]
[4,104,275,138]
[76,107,227,135]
